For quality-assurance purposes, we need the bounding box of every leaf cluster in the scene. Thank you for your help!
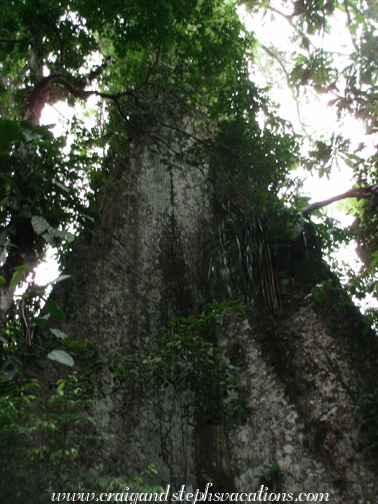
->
[0,372,98,502]
[113,302,250,423]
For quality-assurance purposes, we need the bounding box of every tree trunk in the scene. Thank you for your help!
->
[48,132,378,503]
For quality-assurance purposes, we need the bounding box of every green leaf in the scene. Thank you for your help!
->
[47,349,74,367]
[56,380,66,394]
[9,271,23,290]
[52,229,75,243]
[31,216,50,235]
[45,300,66,321]
[0,276,6,286]
[14,264,30,272]
[33,317,50,327]
[9,265,29,290]
[50,328,67,339]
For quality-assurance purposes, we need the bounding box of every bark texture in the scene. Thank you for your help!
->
[50,134,378,503]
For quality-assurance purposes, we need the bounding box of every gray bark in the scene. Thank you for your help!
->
[48,132,378,503]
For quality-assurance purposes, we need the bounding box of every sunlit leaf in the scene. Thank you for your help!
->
[47,349,74,367]
[14,264,30,272]
[53,275,71,283]
[9,265,29,290]
[31,216,50,235]
[50,328,68,339]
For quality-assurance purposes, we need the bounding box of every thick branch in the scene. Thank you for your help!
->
[26,58,115,122]
[302,185,378,219]
[56,78,137,102]
[26,74,61,123]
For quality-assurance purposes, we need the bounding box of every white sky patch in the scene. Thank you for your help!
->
[34,248,60,287]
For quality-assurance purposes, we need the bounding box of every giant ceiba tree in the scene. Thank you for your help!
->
[1,1,378,502]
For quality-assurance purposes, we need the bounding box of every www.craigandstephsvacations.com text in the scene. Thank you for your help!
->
[51,483,330,502]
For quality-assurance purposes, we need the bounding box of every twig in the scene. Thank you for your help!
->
[143,46,161,85]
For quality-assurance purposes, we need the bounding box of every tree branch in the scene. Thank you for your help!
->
[343,0,359,52]
[27,74,61,122]
[26,56,116,122]
[302,185,378,219]
[143,46,161,85]
[56,78,137,102]
[260,44,303,127]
